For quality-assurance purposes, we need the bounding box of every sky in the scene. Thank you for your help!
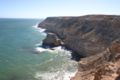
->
[0,0,120,19]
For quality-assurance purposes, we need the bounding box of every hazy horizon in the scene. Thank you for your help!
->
[0,0,120,19]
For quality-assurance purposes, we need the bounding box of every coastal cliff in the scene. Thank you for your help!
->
[38,15,120,80]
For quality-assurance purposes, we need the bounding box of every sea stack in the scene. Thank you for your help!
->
[39,15,120,80]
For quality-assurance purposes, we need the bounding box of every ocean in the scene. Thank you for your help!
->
[0,18,77,80]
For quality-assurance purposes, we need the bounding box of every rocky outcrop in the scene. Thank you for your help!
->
[42,33,64,48]
[38,15,120,80]
[39,15,120,58]
[71,39,120,80]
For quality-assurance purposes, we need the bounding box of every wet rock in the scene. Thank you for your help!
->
[42,33,64,48]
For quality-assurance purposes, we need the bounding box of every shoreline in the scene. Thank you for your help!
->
[34,23,78,80]
[38,15,120,80]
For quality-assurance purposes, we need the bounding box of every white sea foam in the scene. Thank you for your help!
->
[53,46,71,56]
[33,23,71,55]
[35,46,71,57]
[34,46,77,80]
[32,23,39,29]
[33,22,77,80]
[35,42,42,46]
[35,47,53,52]
[35,70,77,80]
[32,23,47,36]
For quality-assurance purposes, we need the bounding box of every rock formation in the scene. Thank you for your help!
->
[38,15,120,80]
[42,33,64,48]
[39,15,120,58]
[71,39,120,80]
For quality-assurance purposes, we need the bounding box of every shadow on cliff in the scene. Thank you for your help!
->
[116,76,120,80]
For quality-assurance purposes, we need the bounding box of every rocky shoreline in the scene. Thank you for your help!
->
[38,15,120,80]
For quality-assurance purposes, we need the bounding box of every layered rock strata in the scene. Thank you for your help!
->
[39,15,120,58]
[38,15,120,80]
[71,39,120,80]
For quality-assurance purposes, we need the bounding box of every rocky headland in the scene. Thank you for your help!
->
[38,15,120,80]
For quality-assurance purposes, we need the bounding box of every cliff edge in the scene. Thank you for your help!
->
[38,15,120,80]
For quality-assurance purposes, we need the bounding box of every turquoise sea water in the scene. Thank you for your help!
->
[0,18,77,80]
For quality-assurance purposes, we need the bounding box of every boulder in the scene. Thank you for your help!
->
[42,33,63,48]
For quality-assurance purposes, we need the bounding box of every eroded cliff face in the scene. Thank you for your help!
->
[38,15,120,80]
[71,39,120,80]
[39,15,120,57]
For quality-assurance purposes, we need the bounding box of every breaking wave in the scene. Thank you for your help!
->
[35,70,76,80]
[33,23,77,80]
[32,23,47,36]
